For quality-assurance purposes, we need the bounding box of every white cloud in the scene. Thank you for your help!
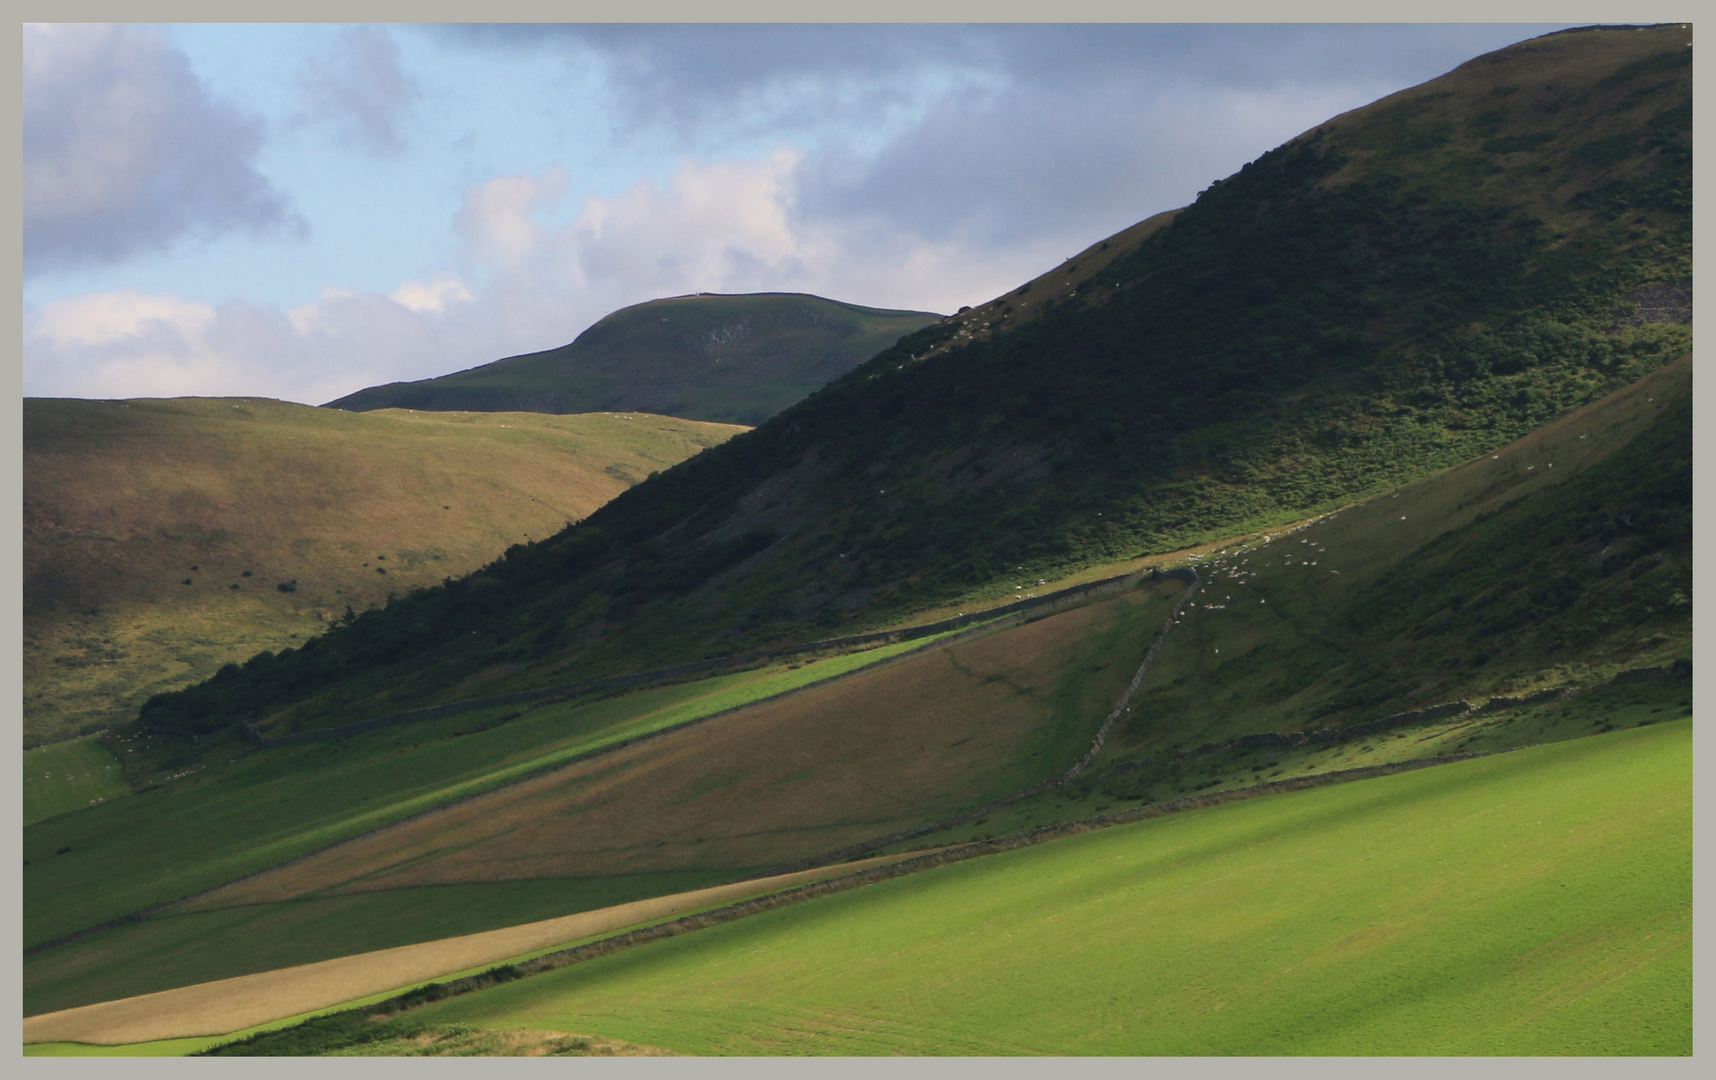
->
[23,23,294,278]
[34,291,216,350]
[391,274,475,315]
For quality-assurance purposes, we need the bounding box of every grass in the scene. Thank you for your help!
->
[23,396,744,746]
[176,587,1177,908]
[23,736,130,827]
[23,628,971,948]
[22,870,746,1018]
[898,670,1692,849]
[24,585,1174,1011]
[344,718,1690,1056]
[1106,354,1689,756]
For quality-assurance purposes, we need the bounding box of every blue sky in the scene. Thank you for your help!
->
[22,23,1573,404]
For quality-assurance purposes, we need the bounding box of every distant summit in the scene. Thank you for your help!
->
[325,292,942,425]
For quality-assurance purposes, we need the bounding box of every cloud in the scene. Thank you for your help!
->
[26,25,1579,405]
[23,23,295,278]
[391,273,475,315]
[433,24,1568,276]
[24,149,1022,405]
[297,25,419,153]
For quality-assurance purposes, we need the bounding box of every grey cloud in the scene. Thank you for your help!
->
[434,24,1573,258]
[23,23,295,279]
[298,25,419,154]
[436,23,1000,138]
[792,24,1576,252]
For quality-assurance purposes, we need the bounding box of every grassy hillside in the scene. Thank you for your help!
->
[324,292,941,425]
[23,398,743,746]
[24,354,1688,1026]
[899,353,1690,845]
[139,25,1693,740]
[23,584,1177,1008]
[206,719,1691,1056]
[23,737,130,827]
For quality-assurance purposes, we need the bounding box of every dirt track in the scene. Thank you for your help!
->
[21,854,915,1047]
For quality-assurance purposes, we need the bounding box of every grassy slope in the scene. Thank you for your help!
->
[1117,354,1691,747]
[22,634,966,950]
[894,352,1690,845]
[141,26,1693,738]
[24,586,1176,1009]
[23,737,130,827]
[325,292,941,426]
[179,586,1179,908]
[26,348,1688,1007]
[297,719,1689,1056]
[24,398,744,747]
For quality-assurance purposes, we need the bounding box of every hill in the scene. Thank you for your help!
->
[23,352,1689,1017]
[23,399,743,747]
[323,292,942,425]
[136,25,1692,742]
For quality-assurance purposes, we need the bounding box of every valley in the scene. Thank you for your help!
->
[20,24,1692,1058]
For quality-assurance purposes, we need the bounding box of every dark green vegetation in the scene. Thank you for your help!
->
[325,292,939,426]
[139,26,1692,741]
[203,720,1692,1056]
[881,353,1690,846]
[24,397,742,747]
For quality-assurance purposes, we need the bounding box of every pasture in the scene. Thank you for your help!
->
[24,583,1174,1011]
[22,736,130,827]
[379,718,1691,1056]
[166,583,1180,904]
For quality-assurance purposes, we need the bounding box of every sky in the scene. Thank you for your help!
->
[21,22,1576,406]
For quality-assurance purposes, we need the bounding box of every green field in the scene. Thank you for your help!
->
[22,871,742,1020]
[22,630,965,952]
[22,737,130,827]
[23,589,1171,1014]
[322,719,1689,1056]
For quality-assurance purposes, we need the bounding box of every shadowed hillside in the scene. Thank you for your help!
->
[137,26,1691,742]
[324,292,941,425]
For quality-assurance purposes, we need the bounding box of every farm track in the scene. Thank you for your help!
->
[21,852,930,1046]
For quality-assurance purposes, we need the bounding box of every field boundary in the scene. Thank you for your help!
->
[27,569,1182,959]
[193,748,1495,1056]
[764,656,1689,877]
